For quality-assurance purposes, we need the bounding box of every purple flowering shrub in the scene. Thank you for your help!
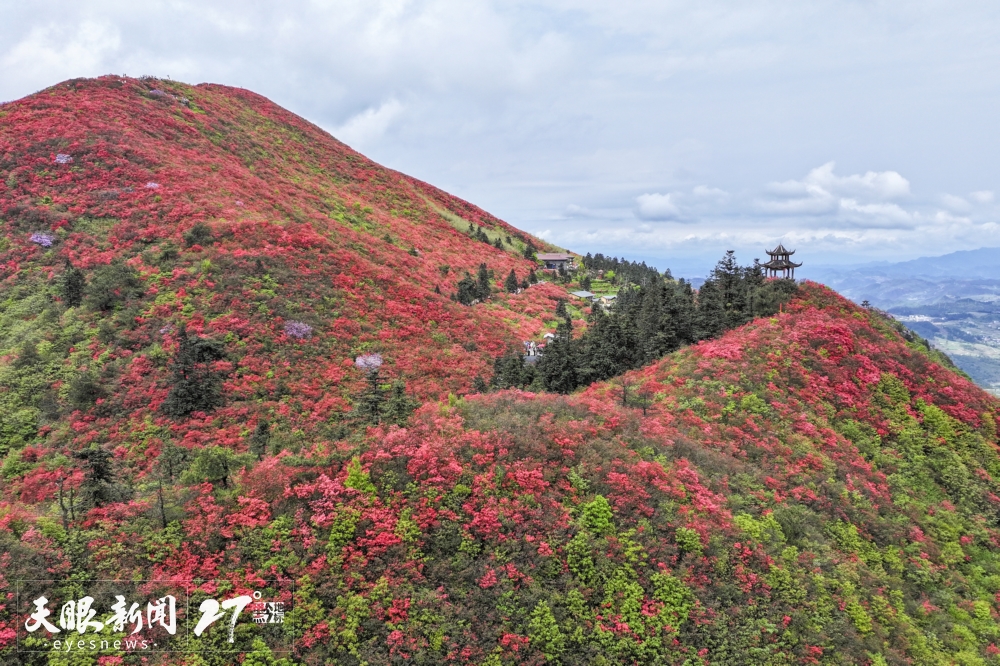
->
[354,353,383,371]
[284,321,313,339]
[30,232,54,247]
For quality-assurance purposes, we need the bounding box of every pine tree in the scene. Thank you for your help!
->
[75,446,129,507]
[504,269,519,293]
[383,380,418,426]
[538,318,578,393]
[493,237,503,249]
[59,260,85,307]
[456,273,478,305]
[161,325,227,418]
[355,367,386,425]
[250,419,270,459]
[554,298,568,318]
[476,263,492,301]
[523,240,537,260]
[528,269,538,284]
[694,278,726,340]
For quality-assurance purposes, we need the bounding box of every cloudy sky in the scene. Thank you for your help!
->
[3,1,999,276]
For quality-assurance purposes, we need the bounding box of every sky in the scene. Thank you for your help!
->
[2,1,1000,277]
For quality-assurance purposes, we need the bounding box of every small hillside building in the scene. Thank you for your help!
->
[571,290,595,300]
[537,253,575,270]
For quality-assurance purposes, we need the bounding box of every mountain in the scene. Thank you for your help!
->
[3,78,1000,664]
[807,251,1000,394]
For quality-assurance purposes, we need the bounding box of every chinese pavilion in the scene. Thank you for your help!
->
[761,243,802,279]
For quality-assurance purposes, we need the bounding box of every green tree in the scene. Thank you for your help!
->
[504,269,519,293]
[161,325,228,418]
[528,601,565,662]
[523,239,537,260]
[538,318,578,393]
[85,260,144,311]
[383,380,418,426]
[183,445,250,488]
[456,273,478,305]
[74,446,130,507]
[249,418,270,459]
[476,263,492,301]
[59,260,85,307]
[183,222,214,247]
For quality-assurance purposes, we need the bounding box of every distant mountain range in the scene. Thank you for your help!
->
[804,248,1000,392]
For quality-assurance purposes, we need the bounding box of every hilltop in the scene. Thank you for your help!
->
[1,78,1000,665]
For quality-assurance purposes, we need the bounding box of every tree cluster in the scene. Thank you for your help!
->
[493,252,798,394]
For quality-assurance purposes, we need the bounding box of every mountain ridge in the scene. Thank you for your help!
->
[2,78,1000,664]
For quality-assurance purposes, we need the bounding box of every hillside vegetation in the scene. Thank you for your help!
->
[1,78,1000,666]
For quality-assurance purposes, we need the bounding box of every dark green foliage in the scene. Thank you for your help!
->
[67,371,105,409]
[523,239,537,260]
[183,221,214,247]
[59,261,85,307]
[182,445,248,488]
[528,269,538,284]
[84,260,144,311]
[490,349,536,390]
[580,275,591,291]
[161,324,228,418]
[250,419,270,459]
[504,269,519,293]
[476,263,492,301]
[74,446,130,507]
[384,380,419,426]
[12,341,41,369]
[353,370,418,427]
[582,252,663,286]
[472,375,489,393]
[493,237,503,249]
[456,272,478,305]
[537,318,578,393]
[516,252,797,393]
[554,298,568,318]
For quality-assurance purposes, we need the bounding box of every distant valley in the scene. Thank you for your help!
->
[806,247,1000,394]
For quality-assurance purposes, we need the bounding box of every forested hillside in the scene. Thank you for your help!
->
[2,77,1000,665]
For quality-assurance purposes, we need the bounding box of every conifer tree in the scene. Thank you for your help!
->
[476,263,492,301]
[523,240,537,260]
[383,380,418,426]
[694,278,726,340]
[504,269,519,293]
[456,273,478,305]
[162,325,227,418]
[250,419,270,459]
[538,318,578,393]
[355,366,386,425]
[59,260,86,307]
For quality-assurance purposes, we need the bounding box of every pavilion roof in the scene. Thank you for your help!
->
[766,243,795,256]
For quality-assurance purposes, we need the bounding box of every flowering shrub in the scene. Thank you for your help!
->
[355,352,383,370]
[29,232,54,247]
[283,320,312,339]
[0,77,997,664]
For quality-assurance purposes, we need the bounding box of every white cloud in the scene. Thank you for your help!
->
[803,162,910,199]
[1,21,120,89]
[333,99,404,148]
[635,192,681,220]
[970,190,995,204]
[692,185,728,199]
[941,194,971,212]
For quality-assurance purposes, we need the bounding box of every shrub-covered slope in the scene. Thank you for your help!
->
[4,279,1000,664]
[0,76,570,463]
[3,78,1000,665]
